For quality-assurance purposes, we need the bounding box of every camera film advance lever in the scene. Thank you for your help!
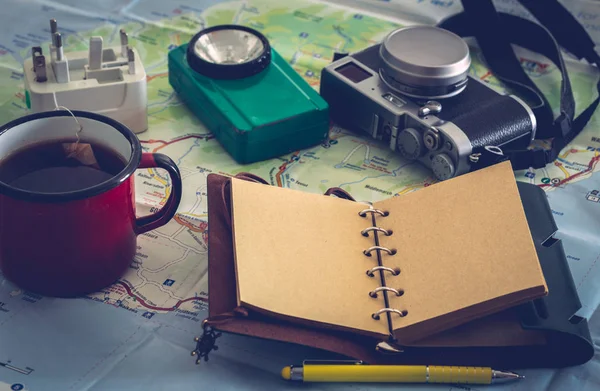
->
[320,25,537,181]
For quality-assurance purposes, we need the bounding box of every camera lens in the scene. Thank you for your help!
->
[379,26,470,99]
[186,25,271,80]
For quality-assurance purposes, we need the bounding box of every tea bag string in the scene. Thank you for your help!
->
[51,92,100,167]
[52,91,83,147]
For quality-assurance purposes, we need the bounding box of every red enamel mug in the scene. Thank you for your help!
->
[0,111,182,297]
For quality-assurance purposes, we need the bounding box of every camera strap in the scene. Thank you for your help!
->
[438,0,600,171]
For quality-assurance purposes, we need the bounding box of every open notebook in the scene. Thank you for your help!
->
[230,161,548,344]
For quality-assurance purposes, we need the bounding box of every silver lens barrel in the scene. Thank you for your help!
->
[379,26,471,99]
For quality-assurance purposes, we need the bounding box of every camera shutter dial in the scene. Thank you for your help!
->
[397,128,425,160]
[431,153,455,180]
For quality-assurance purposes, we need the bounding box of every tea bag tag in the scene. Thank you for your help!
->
[52,92,100,168]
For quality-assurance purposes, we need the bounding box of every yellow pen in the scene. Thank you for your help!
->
[281,360,524,385]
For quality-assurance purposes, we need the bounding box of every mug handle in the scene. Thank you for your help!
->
[135,153,183,234]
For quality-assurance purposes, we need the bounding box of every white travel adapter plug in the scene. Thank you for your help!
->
[23,20,148,134]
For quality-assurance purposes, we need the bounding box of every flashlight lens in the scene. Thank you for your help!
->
[194,30,265,64]
[187,25,271,79]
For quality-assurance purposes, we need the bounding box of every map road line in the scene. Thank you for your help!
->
[140,134,214,153]
[116,281,206,312]
[275,152,300,187]
[539,154,600,188]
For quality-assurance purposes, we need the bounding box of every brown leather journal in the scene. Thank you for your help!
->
[195,169,594,369]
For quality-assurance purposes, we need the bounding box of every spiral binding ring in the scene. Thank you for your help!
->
[358,203,406,330]
[369,287,403,298]
[366,266,400,277]
[361,227,393,237]
[372,308,408,320]
[358,208,389,217]
[363,246,397,257]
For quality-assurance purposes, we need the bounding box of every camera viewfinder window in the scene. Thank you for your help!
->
[335,62,372,83]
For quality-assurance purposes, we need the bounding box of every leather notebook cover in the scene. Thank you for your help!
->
[203,165,593,368]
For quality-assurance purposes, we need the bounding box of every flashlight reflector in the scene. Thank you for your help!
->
[194,30,265,64]
[187,25,271,79]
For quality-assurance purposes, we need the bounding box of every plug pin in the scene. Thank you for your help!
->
[127,47,136,75]
[50,18,58,35]
[55,32,64,61]
[32,46,47,82]
[53,32,70,83]
[120,29,129,58]
[88,36,103,70]
[49,19,58,62]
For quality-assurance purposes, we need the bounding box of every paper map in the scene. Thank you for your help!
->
[0,0,598,390]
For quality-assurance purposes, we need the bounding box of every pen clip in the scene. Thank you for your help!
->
[302,360,364,366]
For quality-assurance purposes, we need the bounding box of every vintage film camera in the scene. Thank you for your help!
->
[320,25,537,181]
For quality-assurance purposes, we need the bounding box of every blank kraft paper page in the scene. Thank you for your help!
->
[374,161,548,340]
[230,177,404,338]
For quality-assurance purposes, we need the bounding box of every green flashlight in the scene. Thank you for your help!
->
[168,24,330,164]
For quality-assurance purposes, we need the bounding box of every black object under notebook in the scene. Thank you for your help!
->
[512,182,593,367]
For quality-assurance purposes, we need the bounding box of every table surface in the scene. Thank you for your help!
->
[0,1,599,390]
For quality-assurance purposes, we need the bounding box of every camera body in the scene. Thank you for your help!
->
[320,26,536,180]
